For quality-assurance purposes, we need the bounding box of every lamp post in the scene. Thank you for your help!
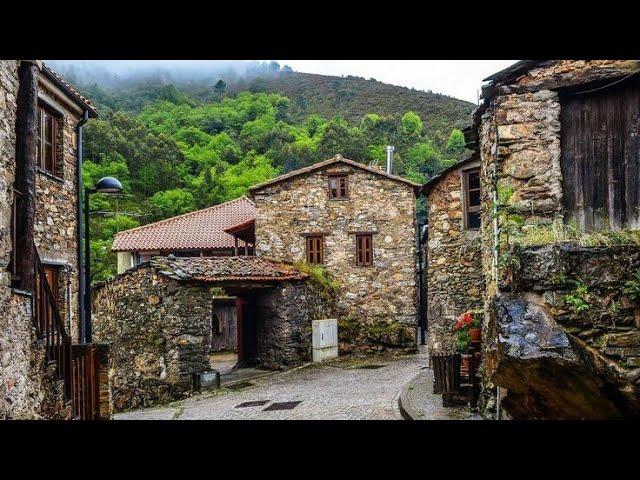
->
[83,176,123,343]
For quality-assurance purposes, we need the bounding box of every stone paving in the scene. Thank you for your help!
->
[115,354,426,420]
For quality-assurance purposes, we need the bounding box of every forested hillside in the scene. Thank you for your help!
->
[56,62,475,282]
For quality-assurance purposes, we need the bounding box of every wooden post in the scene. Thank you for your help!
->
[14,60,40,293]
[234,236,239,256]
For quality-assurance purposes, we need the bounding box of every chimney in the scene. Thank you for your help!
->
[386,145,394,174]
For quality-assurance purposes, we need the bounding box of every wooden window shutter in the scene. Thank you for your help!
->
[355,234,373,266]
[306,236,324,264]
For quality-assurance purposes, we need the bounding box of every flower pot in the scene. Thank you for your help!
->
[469,328,482,343]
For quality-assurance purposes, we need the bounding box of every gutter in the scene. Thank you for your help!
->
[77,109,89,344]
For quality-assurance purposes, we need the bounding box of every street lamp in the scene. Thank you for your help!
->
[83,176,123,343]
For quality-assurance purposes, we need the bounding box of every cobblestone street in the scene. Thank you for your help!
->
[115,355,425,420]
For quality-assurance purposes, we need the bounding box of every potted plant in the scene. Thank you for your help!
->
[454,313,473,377]
[469,309,483,344]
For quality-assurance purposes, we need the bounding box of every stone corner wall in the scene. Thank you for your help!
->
[253,164,418,352]
[255,279,334,369]
[426,164,484,355]
[1,60,70,419]
[476,60,640,418]
[92,266,212,412]
[488,244,640,419]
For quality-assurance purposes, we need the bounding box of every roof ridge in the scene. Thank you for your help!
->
[113,196,255,238]
[248,155,421,192]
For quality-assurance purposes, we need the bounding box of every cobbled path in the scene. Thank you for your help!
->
[115,354,425,420]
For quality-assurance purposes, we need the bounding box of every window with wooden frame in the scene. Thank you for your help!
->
[355,234,373,266]
[328,174,348,199]
[463,167,481,230]
[36,104,60,177]
[306,236,324,264]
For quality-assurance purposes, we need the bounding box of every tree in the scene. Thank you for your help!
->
[446,128,466,160]
[401,111,423,137]
[149,189,196,220]
[214,79,227,98]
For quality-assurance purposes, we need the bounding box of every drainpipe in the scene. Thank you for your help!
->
[77,109,89,344]
[491,104,502,420]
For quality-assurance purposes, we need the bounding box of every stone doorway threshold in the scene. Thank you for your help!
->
[209,351,239,375]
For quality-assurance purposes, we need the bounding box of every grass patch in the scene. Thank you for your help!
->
[512,220,640,248]
[294,261,340,292]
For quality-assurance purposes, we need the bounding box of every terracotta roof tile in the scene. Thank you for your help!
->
[112,196,256,252]
[152,256,308,283]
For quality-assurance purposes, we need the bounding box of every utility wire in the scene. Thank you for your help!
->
[569,68,640,95]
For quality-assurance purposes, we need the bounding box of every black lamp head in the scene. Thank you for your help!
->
[94,176,123,194]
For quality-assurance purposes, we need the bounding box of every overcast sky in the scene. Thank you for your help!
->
[277,60,517,103]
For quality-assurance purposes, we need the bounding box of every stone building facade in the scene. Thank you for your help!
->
[469,60,640,418]
[1,61,99,419]
[92,256,327,411]
[249,155,421,352]
[422,155,484,354]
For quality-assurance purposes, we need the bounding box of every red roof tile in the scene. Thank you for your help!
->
[152,256,308,283]
[112,196,256,252]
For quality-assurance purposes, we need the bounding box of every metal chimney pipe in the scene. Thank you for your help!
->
[386,145,394,174]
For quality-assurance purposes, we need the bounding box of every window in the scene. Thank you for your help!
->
[306,236,323,264]
[328,174,348,199]
[36,104,58,176]
[463,168,481,230]
[355,234,373,266]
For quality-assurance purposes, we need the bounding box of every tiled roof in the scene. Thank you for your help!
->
[112,196,256,252]
[41,63,98,118]
[152,256,308,283]
[248,154,422,193]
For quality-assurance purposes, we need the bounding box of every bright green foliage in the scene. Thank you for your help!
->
[446,128,466,160]
[149,189,197,220]
[401,111,423,137]
[623,269,640,302]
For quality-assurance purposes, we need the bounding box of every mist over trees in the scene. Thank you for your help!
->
[60,61,473,282]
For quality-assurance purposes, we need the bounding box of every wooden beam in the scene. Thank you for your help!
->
[14,60,40,292]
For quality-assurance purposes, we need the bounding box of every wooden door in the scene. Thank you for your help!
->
[560,77,640,231]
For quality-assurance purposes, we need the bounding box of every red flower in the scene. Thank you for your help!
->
[454,311,474,331]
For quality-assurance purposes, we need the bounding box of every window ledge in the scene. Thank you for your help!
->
[11,288,33,298]
[37,168,64,183]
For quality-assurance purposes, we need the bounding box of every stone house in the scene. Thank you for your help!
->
[112,196,256,273]
[249,154,421,352]
[92,256,327,411]
[435,60,640,419]
[1,60,109,419]
[421,153,484,354]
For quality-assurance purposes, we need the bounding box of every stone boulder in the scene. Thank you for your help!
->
[487,293,640,419]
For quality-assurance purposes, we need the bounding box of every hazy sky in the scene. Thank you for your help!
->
[277,60,518,103]
[49,60,519,104]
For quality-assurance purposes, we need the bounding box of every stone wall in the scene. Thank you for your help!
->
[0,60,71,419]
[92,265,212,412]
[426,163,484,354]
[255,281,318,369]
[489,244,640,418]
[476,60,640,418]
[35,79,82,341]
[252,161,418,352]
